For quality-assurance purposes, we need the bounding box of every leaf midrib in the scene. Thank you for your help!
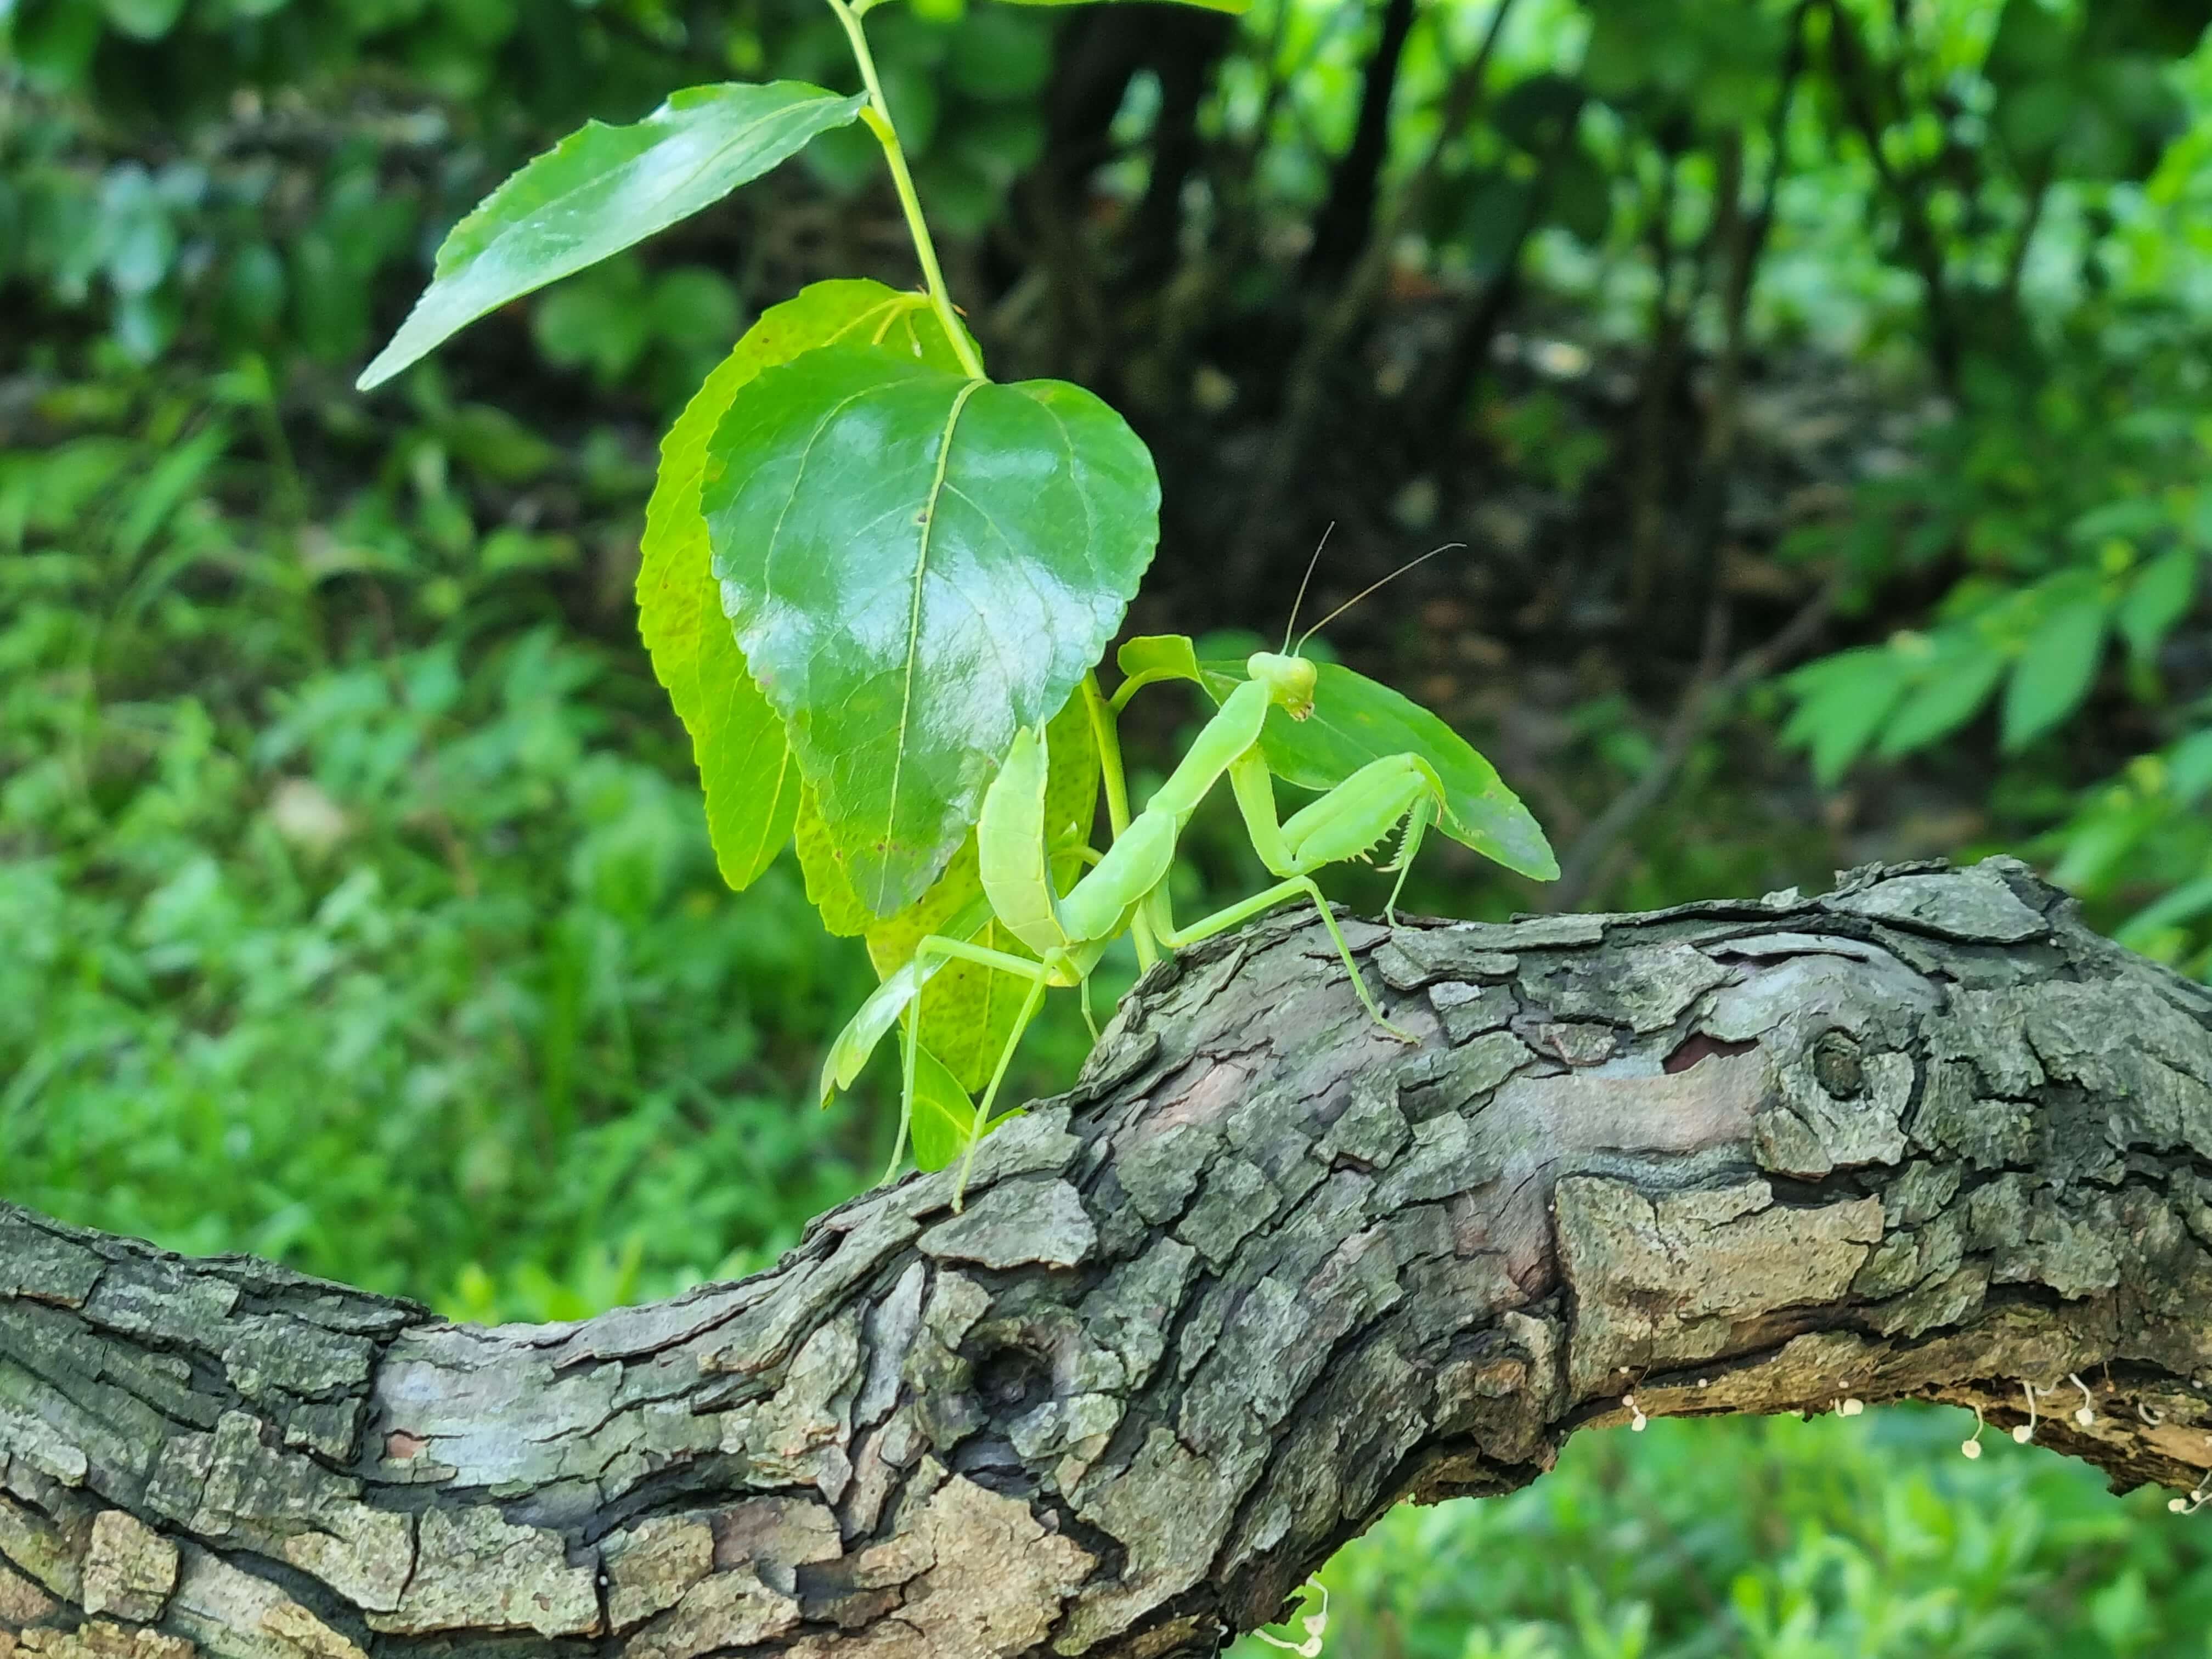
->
[879,377,985,913]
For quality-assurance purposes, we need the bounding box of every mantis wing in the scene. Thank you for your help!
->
[978,723,1070,958]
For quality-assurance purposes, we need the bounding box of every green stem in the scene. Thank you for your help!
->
[1082,672,1159,972]
[824,0,985,380]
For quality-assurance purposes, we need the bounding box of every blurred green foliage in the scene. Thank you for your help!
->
[1239,1409,2212,1658]
[0,387,883,1314]
[5,0,2212,1650]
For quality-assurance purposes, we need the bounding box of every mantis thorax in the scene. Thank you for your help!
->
[1247,651,1317,720]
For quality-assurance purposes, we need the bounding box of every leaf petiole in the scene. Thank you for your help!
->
[825,0,986,381]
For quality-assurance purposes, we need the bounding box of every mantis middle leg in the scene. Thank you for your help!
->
[949,963,1055,1206]
[1142,877,1414,1043]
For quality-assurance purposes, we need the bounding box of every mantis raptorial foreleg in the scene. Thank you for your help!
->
[1229,750,1443,924]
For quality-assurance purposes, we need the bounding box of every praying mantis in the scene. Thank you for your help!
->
[820,544,1553,1207]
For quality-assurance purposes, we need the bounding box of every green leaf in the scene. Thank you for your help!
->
[1877,645,2006,757]
[2171,729,2212,804]
[794,784,876,935]
[2121,874,2212,945]
[1115,633,1205,702]
[1199,661,1556,881]
[357,82,867,389]
[114,422,230,561]
[862,839,1014,1088]
[640,279,975,895]
[907,1039,976,1172]
[1041,680,1103,882]
[1547,148,1612,245]
[949,9,1053,100]
[1780,647,1908,785]
[2115,547,2200,663]
[704,346,1159,915]
[2067,497,2168,544]
[819,955,936,1103]
[102,0,185,40]
[2001,597,2108,752]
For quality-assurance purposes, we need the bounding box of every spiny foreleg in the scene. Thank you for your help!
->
[1231,752,1446,924]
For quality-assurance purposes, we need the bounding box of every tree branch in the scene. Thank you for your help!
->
[6,860,2212,1659]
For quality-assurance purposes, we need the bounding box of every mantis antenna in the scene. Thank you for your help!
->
[1294,540,1466,654]
[1280,522,1338,652]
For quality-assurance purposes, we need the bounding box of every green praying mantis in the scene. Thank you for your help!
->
[820,543,1555,1206]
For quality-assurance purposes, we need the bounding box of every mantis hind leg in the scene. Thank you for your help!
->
[952,964,1056,1210]
[887,1000,922,1184]
[876,935,1057,1186]
[1147,878,1415,1044]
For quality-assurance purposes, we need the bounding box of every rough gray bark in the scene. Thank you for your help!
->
[5,857,2212,1659]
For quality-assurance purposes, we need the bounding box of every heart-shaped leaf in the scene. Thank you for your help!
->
[640,280,978,893]
[358,82,867,389]
[705,346,1157,914]
[1199,658,1558,881]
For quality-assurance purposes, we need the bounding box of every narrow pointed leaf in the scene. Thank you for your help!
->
[1781,647,1906,784]
[2115,547,2200,662]
[358,82,867,389]
[704,346,1158,914]
[641,280,976,895]
[1877,645,2006,757]
[819,958,932,1104]
[2001,597,2107,752]
[1200,661,1556,880]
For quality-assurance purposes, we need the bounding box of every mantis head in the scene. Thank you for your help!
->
[1265,533,1468,723]
[1247,650,1317,720]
